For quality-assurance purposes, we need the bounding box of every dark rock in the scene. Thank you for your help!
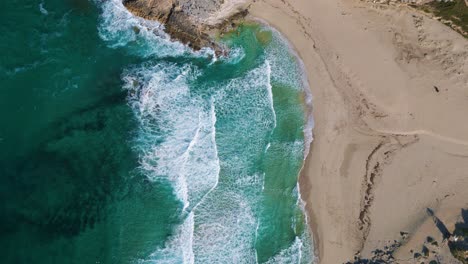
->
[123,0,248,55]
[422,245,429,256]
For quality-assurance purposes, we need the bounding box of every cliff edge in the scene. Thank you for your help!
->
[123,0,250,54]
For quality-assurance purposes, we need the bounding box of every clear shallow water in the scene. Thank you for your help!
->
[0,0,313,263]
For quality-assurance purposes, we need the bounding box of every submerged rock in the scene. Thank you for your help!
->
[123,0,250,54]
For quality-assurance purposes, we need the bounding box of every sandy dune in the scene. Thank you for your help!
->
[248,0,468,263]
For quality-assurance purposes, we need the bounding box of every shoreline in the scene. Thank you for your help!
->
[243,17,318,262]
[249,0,468,263]
[253,17,316,158]
[247,7,329,263]
[246,9,330,263]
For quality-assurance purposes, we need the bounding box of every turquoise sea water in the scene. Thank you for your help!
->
[0,0,314,263]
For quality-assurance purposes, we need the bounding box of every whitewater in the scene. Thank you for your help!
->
[97,0,315,263]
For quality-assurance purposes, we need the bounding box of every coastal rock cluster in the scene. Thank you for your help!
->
[346,209,468,263]
[123,0,249,53]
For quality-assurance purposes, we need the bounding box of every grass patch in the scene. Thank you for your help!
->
[450,248,468,264]
[421,0,468,37]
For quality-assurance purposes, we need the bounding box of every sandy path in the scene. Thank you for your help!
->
[249,0,468,263]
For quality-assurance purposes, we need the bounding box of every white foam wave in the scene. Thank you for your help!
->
[192,191,257,263]
[139,212,195,264]
[111,8,314,262]
[222,46,246,64]
[39,1,48,15]
[123,62,222,263]
[190,98,220,211]
[264,29,302,91]
[296,48,315,160]
[213,61,276,156]
[265,60,277,130]
[96,0,215,58]
[263,24,315,158]
[123,62,219,211]
[179,63,276,263]
[303,110,315,159]
[265,237,304,264]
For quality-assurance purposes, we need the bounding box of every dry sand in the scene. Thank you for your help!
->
[247,0,468,263]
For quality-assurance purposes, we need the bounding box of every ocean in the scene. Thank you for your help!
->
[0,0,314,263]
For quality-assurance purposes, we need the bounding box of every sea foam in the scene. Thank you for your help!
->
[97,0,214,58]
[39,1,48,15]
[99,2,314,262]
[123,62,220,263]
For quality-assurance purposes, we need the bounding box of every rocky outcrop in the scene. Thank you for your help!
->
[123,0,249,54]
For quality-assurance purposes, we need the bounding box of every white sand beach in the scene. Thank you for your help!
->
[249,0,468,263]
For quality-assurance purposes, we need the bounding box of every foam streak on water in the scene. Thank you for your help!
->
[191,98,220,212]
[265,61,277,130]
[123,62,220,264]
[123,63,220,212]
[263,25,315,159]
[98,1,314,263]
[39,1,48,15]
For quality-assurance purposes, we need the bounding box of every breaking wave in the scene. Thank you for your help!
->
[97,1,314,263]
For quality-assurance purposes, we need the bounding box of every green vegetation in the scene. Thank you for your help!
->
[450,248,467,264]
[449,212,468,264]
[450,227,468,263]
[421,0,468,37]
